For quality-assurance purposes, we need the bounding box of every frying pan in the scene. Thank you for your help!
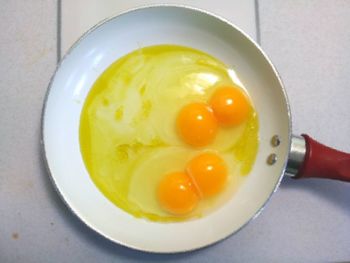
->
[42,5,350,253]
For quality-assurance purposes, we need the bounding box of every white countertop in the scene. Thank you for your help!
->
[1,1,349,262]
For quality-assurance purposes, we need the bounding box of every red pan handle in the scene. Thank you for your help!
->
[295,134,350,182]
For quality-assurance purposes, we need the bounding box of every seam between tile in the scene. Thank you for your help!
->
[254,0,261,44]
[57,0,62,63]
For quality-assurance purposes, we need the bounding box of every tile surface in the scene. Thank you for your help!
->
[0,0,349,262]
[60,0,257,55]
[258,0,350,261]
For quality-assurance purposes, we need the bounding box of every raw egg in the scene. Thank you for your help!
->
[210,86,251,126]
[158,171,199,215]
[186,152,228,198]
[80,45,259,222]
[176,102,218,147]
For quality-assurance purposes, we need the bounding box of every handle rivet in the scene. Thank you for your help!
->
[267,153,277,165]
[271,135,280,147]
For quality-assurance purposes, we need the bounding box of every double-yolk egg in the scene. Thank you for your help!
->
[158,152,228,215]
[80,45,259,222]
[176,86,251,147]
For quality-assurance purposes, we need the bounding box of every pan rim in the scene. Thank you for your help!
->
[41,4,292,253]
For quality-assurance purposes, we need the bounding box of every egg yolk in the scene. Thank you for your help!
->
[176,103,218,147]
[186,152,228,198]
[210,86,251,126]
[157,172,199,215]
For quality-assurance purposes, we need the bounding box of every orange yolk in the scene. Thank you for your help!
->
[157,172,199,215]
[210,86,251,126]
[176,102,218,147]
[186,152,228,198]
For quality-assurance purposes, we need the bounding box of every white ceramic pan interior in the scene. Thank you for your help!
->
[42,6,291,253]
